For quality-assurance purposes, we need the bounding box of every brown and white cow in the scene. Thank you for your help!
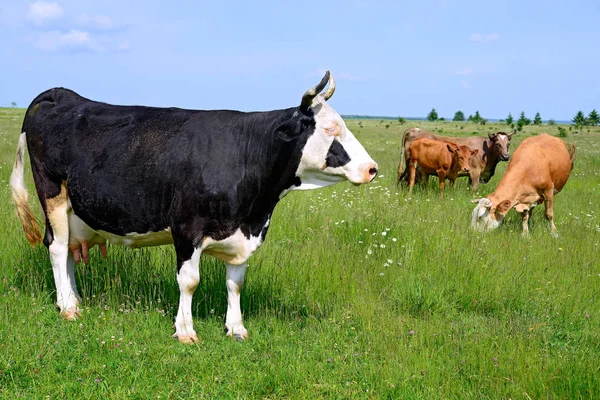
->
[471,134,576,237]
[408,138,478,200]
[398,127,514,191]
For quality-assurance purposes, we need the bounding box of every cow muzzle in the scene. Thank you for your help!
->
[350,161,378,184]
[463,167,470,172]
[501,154,510,161]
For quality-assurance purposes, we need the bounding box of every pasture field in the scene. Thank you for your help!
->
[1,107,599,399]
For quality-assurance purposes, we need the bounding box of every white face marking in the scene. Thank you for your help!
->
[294,101,376,190]
[471,198,502,232]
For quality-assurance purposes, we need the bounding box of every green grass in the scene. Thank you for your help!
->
[1,108,599,398]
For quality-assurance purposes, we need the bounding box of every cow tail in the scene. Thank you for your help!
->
[10,132,42,245]
[397,132,408,184]
[566,143,576,171]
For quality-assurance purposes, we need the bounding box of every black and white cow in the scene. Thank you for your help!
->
[10,71,378,343]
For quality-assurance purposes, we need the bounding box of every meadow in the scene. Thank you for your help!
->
[1,107,599,399]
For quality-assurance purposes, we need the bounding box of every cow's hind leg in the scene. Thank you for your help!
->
[408,161,417,194]
[45,182,81,320]
[225,263,248,341]
[173,234,201,344]
[544,190,558,237]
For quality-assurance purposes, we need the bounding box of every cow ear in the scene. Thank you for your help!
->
[447,143,458,153]
[471,149,479,156]
[496,199,512,215]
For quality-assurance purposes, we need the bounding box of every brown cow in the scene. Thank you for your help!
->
[398,127,514,191]
[471,134,576,237]
[408,138,478,200]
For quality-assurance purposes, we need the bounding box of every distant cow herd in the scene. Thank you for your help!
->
[396,127,576,237]
[9,71,576,342]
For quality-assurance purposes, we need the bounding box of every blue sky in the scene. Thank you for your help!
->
[0,0,598,120]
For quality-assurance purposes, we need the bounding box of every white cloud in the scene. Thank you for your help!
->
[77,13,118,31]
[26,1,63,25]
[116,41,132,52]
[455,67,473,76]
[461,80,471,89]
[469,33,500,43]
[34,29,93,52]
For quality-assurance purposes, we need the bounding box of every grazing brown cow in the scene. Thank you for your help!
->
[398,127,514,190]
[471,134,576,237]
[408,138,478,200]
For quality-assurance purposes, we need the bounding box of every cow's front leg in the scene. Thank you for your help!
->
[173,244,201,344]
[225,263,248,341]
[521,210,530,238]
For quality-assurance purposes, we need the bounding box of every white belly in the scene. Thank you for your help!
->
[201,220,269,265]
[68,211,268,264]
[68,212,173,248]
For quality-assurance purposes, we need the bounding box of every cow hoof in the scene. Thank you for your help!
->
[60,308,81,321]
[173,333,200,344]
[225,326,248,341]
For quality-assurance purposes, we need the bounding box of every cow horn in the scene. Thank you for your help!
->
[488,132,497,140]
[507,129,516,137]
[301,70,330,109]
[471,198,482,204]
[322,73,336,101]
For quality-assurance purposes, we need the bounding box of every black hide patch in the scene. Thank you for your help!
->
[21,87,317,268]
[325,139,351,168]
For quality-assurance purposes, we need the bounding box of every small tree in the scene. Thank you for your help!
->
[427,108,439,122]
[572,110,586,127]
[467,114,473,122]
[439,117,445,121]
[472,111,482,123]
[548,119,556,125]
[588,109,599,126]
[505,113,514,125]
[518,111,531,126]
[453,111,465,121]
[10,101,17,108]
[398,117,406,124]
[533,112,542,125]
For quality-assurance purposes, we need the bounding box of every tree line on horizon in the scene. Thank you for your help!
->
[399,108,600,129]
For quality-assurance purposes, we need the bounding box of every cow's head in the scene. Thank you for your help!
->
[470,197,512,231]
[449,143,478,173]
[290,71,378,190]
[488,130,515,162]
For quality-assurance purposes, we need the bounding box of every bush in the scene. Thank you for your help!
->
[557,127,568,137]
[398,117,406,124]
[548,119,556,125]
